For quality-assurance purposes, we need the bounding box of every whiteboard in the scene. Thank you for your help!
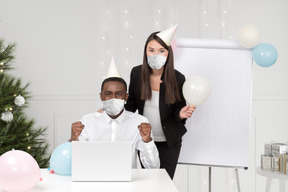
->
[174,38,252,168]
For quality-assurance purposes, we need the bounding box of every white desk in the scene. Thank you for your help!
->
[1,169,179,192]
[256,167,288,192]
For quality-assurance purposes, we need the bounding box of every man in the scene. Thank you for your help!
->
[70,77,160,169]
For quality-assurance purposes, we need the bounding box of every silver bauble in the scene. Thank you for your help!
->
[1,111,13,122]
[14,95,25,106]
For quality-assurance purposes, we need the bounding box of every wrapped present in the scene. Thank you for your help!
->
[264,143,272,156]
[272,143,287,157]
[279,154,288,174]
[261,155,272,171]
[272,156,280,171]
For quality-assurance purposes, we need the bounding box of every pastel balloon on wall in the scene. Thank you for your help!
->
[171,38,177,52]
[183,75,211,106]
[237,24,261,48]
[0,150,40,192]
[252,43,278,67]
[49,142,72,176]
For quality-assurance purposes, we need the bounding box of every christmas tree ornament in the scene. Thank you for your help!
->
[1,110,13,122]
[106,56,121,78]
[156,24,178,46]
[14,94,25,106]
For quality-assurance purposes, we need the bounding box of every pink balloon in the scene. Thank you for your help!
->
[0,150,40,192]
[171,38,177,52]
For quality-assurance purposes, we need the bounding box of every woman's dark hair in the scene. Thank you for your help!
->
[141,32,181,104]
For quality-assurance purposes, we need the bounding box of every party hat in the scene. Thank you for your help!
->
[106,56,121,78]
[156,24,178,46]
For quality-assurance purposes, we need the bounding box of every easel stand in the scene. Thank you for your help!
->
[208,167,241,192]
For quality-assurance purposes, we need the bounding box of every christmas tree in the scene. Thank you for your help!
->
[0,39,50,168]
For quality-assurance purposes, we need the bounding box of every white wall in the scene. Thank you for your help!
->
[1,0,288,191]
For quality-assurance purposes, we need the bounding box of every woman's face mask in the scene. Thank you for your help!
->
[102,98,125,116]
[147,55,167,70]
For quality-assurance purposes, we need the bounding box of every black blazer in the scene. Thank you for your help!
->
[125,65,187,148]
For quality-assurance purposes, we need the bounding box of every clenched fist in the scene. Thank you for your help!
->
[138,123,152,143]
[70,121,85,141]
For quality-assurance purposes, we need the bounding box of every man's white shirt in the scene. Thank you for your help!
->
[78,110,160,169]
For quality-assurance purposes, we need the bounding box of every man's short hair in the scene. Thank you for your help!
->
[101,77,127,92]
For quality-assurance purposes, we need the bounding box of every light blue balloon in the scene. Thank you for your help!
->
[252,43,278,67]
[49,142,72,176]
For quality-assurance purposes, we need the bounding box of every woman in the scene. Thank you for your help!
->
[125,26,196,179]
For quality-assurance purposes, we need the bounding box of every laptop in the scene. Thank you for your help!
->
[71,141,132,182]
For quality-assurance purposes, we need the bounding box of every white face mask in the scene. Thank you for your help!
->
[103,98,125,116]
[147,55,167,69]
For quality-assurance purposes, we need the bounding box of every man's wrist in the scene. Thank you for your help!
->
[70,136,79,141]
[143,137,152,143]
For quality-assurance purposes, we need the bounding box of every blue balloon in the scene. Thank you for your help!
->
[49,142,72,176]
[252,43,278,67]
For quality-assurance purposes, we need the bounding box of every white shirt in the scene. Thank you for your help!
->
[143,90,166,141]
[78,110,160,169]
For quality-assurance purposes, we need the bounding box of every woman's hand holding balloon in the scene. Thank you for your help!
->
[179,105,196,120]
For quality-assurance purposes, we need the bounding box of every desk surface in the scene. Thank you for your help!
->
[1,169,179,192]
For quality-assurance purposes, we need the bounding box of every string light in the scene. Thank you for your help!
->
[102,5,111,68]
[220,0,231,39]
[201,0,209,38]
[0,62,4,73]
[201,0,231,38]
[123,4,132,69]
[27,146,31,150]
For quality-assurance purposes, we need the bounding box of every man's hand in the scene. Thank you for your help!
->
[97,108,104,113]
[138,123,152,143]
[70,121,85,141]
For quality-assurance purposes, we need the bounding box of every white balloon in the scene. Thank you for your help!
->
[237,24,261,48]
[182,75,211,106]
